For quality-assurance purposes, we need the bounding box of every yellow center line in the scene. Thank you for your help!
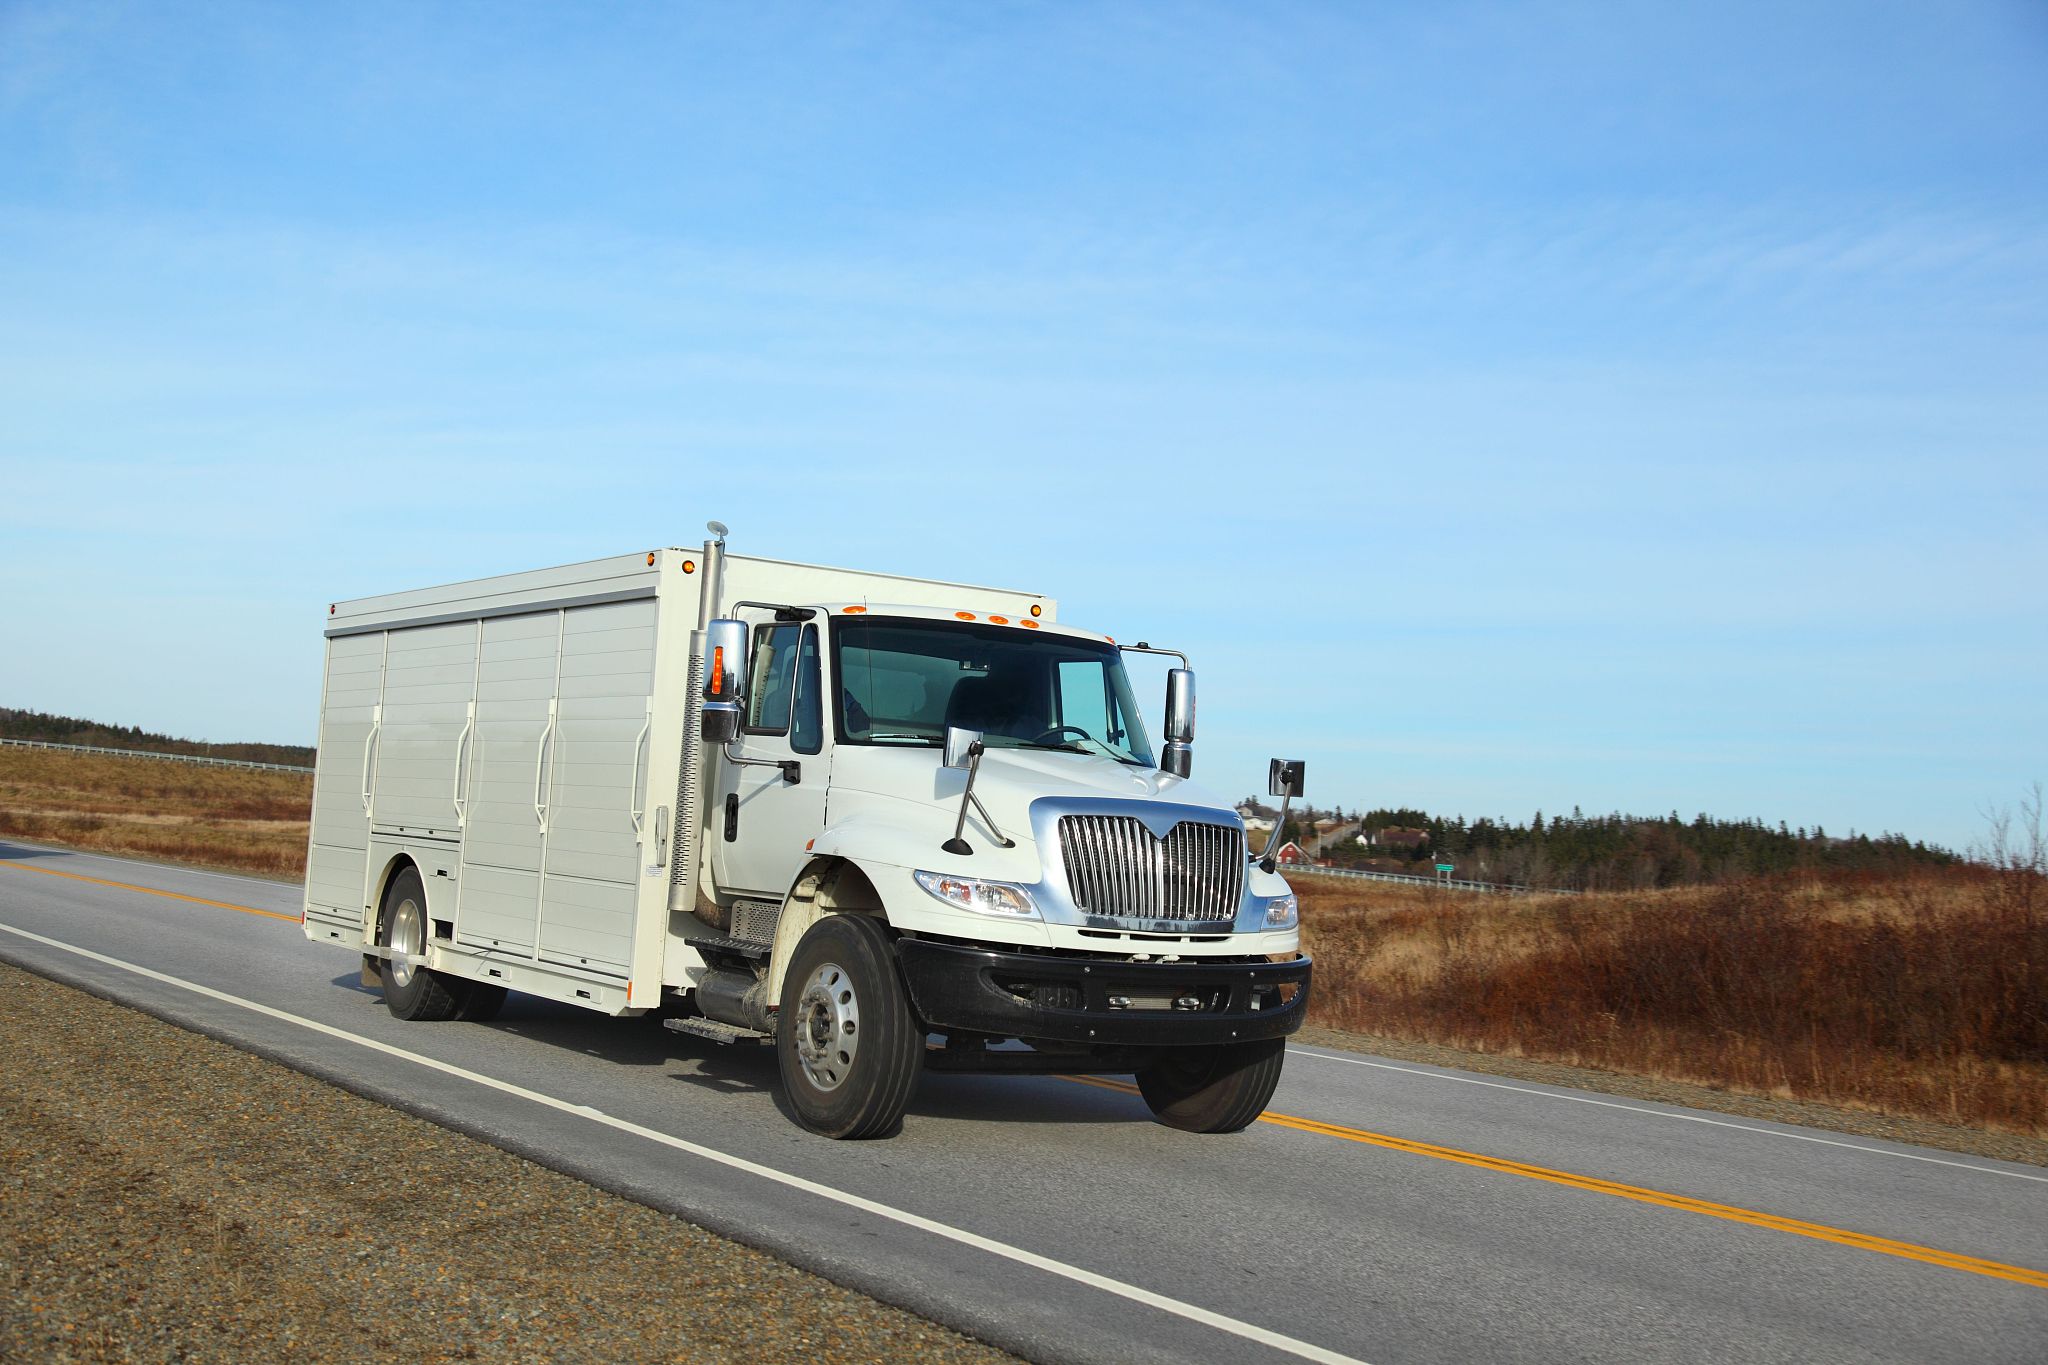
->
[1060,1075,2048,1290]
[0,859,300,923]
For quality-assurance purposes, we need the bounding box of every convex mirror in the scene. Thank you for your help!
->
[1268,758,1305,799]
[943,725,984,770]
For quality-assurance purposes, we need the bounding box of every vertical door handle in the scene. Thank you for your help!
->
[359,705,382,816]
[628,702,653,836]
[452,702,475,826]
[533,700,557,833]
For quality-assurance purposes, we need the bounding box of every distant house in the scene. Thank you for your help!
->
[1234,800,1276,833]
[1366,826,1430,851]
[1271,840,1314,866]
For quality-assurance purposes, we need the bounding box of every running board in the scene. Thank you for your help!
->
[665,1015,773,1046]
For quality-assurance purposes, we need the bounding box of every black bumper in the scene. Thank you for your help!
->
[895,938,1312,1047]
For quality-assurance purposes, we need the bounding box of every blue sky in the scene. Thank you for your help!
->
[2,1,2042,851]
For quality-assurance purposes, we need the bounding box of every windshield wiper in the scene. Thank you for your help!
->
[1023,737,1131,760]
[865,733,942,745]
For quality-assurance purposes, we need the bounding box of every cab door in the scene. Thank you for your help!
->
[711,617,828,899]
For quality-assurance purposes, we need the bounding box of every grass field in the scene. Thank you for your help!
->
[1297,869,2048,1136]
[6,747,2040,1136]
[0,747,311,878]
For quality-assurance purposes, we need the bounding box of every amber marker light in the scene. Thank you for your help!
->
[710,647,725,694]
[1020,620,1040,629]
[681,558,696,574]
[955,611,977,620]
[646,551,656,566]
[843,605,868,613]
[1029,604,1042,617]
[988,615,1009,624]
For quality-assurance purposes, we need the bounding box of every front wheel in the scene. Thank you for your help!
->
[776,915,922,1139]
[1136,1038,1286,1133]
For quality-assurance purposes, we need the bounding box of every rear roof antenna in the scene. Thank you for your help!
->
[706,520,729,548]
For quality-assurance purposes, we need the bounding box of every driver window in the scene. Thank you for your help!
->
[745,623,799,734]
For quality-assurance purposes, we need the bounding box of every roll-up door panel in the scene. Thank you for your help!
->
[370,621,478,836]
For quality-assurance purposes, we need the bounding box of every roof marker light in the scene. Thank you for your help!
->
[1029,604,1042,617]
[955,611,977,620]
[988,615,1008,624]
[646,551,656,566]
[1020,620,1039,629]
[682,558,696,574]
[843,605,868,614]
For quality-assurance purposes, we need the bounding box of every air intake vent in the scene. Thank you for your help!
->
[1057,816,1245,923]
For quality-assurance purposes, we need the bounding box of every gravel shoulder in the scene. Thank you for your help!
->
[0,961,1015,1365]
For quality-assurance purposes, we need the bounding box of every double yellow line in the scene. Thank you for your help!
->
[1066,1075,2048,1289]
[5,856,2043,1292]
[0,858,299,922]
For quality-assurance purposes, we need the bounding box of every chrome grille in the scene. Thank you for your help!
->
[1057,816,1245,923]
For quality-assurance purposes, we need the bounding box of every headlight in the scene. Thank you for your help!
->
[1262,893,1298,929]
[913,869,1040,919]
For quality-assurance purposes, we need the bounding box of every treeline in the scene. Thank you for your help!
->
[1337,806,1956,891]
[0,707,314,768]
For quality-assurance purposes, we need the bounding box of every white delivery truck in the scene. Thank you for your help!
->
[303,526,1312,1138]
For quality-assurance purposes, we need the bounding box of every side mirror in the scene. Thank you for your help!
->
[943,726,984,770]
[701,618,749,744]
[1161,668,1195,778]
[1268,758,1305,799]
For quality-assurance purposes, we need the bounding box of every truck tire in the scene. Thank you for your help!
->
[1136,1038,1286,1133]
[378,867,462,1022]
[776,915,922,1139]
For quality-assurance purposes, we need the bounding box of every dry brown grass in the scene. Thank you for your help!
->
[1297,868,2048,1136]
[0,748,310,878]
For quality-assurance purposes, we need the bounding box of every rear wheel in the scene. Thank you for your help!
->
[1136,1038,1285,1133]
[378,867,461,1022]
[776,915,922,1139]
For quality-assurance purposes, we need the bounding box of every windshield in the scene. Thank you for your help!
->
[832,617,1155,766]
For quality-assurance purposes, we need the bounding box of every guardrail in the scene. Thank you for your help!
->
[1284,863,1574,896]
[0,736,314,774]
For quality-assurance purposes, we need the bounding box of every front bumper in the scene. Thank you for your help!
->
[895,938,1312,1047]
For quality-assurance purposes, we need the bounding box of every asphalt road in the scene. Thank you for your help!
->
[2,839,2043,1365]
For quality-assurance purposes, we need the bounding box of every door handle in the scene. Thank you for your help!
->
[359,705,382,816]
[628,702,653,836]
[452,702,475,826]
[645,806,669,875]
[533,700,557,833]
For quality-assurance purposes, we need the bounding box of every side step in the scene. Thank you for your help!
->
[684,933,772,961]
[665,1015,774,1046]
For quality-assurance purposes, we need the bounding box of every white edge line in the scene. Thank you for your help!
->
[1288,1045,2048,1184]
[0,921,1368,1365]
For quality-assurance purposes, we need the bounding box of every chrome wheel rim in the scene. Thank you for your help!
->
[389,896,424,989]
[793,960,859,1092]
